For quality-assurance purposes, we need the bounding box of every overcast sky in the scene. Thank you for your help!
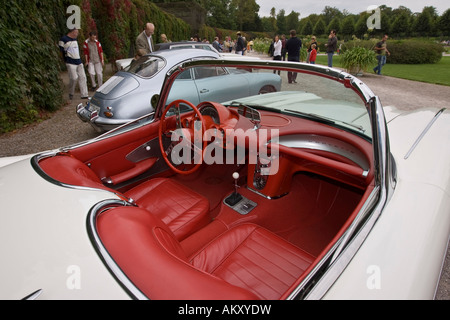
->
[256,0,449,18]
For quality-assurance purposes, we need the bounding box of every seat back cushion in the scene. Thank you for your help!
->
[125,178,211,241]
[97,206,258,300]
[190,224,316,300]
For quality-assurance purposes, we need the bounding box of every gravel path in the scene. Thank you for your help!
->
[0,55,449,299]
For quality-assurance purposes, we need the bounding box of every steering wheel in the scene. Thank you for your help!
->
[159,99,206,175]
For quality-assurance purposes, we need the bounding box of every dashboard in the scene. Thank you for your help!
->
[190,102,373,198]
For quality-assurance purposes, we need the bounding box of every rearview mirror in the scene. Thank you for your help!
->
[151,94,160,109]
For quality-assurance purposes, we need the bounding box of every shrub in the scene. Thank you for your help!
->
[387,40,444,64]
[340,46,377,75]
[0,1,64,133]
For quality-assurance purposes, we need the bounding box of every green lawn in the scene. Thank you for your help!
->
[314,55,450,86]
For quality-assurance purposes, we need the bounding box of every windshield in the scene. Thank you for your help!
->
[165,62,372,140]
[126,55,166,78]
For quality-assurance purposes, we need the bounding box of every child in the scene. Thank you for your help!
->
[309,44,317,64]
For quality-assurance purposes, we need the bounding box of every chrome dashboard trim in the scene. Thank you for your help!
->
[276,134,370,171]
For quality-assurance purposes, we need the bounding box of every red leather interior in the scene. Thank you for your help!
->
[40,155,211,242]
[97,206,315,300]
[125,177,211,241]
[190,223,315,299]
[39,155,111,191]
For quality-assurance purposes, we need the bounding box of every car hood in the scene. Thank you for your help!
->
[225,91,371,138]
[0,156,129,299]
[385,105,450,195]
[323,106,450,299]
[94,72,140,100]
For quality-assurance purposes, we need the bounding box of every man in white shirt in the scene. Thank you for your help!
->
[136,23,155,54]
[272,35,282,75]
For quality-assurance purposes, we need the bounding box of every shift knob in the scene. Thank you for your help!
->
[225,172,243,206]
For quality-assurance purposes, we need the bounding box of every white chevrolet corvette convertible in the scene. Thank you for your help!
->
[0,58,449,300]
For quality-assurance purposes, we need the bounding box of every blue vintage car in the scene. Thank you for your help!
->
[77,48,281,132]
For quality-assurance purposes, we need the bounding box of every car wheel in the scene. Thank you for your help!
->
[258,85,276,94]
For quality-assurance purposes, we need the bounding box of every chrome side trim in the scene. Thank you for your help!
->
[22,289,43,300]
[404,108,446,159]
[86,200,148,300]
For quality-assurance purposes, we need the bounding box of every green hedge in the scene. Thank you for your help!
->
[387,40,444,64]
[338,39,444,64]
[91,0,191,63]
[0,1,66,133]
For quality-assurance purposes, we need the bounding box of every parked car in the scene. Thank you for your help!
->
[1,59,449,300]
[78,49,280,132]
[115,41,219,71]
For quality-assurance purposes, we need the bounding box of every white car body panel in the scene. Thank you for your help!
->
[0,158,128,299]
[323,107,450,299]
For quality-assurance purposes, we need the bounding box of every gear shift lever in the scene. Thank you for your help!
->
[225,172,243,206]
[232,172,240,193]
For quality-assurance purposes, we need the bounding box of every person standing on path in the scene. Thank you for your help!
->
[136,22,155,54]
[59,28,88,100]
[272,35,282,75]
[309,44,317,64]
[83,31,104,91]
[373,34,391,75]
[325,30,337,68]
[285,29,302,83]
[235,31,245,55]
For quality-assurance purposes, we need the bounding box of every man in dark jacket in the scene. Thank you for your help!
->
[235,32,245,55]
[285,29,302,83]
[325,30,337,67]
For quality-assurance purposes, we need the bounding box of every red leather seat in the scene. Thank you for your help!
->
[97,206,315,300]
[125,178,210,241]
[40,155,210,241]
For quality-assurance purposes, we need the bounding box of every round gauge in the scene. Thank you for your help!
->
[253,175,267,190]
[200,105,220,124]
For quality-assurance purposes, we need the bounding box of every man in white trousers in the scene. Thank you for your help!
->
[59,28,88,100]
[83,31,104,91]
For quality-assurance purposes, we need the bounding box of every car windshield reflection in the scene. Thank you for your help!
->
[166,64,371,140]
[126,56,166,78]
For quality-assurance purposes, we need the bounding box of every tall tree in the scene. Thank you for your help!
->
[390,10,411,37]
[341,16,355,39]
[205,0,232,29]
[230,0,259,31]
[322,6,343,25]
[286,10,300,34]
[313,17,326,36]
[413,8,433,36]
[301,19,313,35]
[276,9,286,34]
[438,8,450,36]
[328,17,341,34]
